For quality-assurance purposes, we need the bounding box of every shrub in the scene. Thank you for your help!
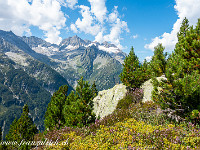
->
[116,88,143,109]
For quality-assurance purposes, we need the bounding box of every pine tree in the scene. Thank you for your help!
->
[0,126,2,141]
[119,47,142,89]
[44,85,68,130]
[6,105,38,149]
[91,81,98,98]
[17,104,38,141]
[141,59,151,81]
[152,18,200,116]
[63,77,96,127]
[150,43,167,77]
[6,118,20,142]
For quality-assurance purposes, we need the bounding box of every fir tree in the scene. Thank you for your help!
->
[44,85,68,130]
[0,126,1,141]
[6,105,38,149]
[119,47,141,89]
[152,18,200,116]
[150,43,167,77]
[119,47,149,89]
[63,77,96,127]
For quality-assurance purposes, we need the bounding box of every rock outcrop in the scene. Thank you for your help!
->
[140,75,167,103]
[93,84,127,119]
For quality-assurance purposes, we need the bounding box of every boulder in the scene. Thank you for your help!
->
[140,75,167,103]
[93,84,127,119]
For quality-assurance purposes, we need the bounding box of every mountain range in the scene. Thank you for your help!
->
[0,30,126,139]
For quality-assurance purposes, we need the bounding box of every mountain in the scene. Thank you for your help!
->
[0,30,125,138]
[0,30,73,139]
[22,35,126,90]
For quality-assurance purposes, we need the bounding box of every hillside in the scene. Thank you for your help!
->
[0,30,73,139]
[0,54,51,139]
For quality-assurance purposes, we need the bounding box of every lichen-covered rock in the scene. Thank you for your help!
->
[140,75,167,103]
[93,84,127,119]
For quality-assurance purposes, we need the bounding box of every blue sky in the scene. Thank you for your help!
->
[1,0,200,61]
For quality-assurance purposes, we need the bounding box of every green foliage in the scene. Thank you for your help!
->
[116,88,143,109]
[6,104,38,149]
[152,18,200,118]
[190,110,200,124]
[120,47,149,89]
[0,126,1,141]
[44,77,97,130]
[44,85,68,130]
[150,43,167,77]
[63,77,97,128]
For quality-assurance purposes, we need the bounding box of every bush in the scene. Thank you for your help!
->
[116,88,143,109]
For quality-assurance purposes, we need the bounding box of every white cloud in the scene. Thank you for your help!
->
[70,2,129,50]
[72,5,101,36]
[0,0,66,44]
[70,24,78,33]
[66,0,78,9]
[58,0,78,9]
[95,6,129,49]
[145,56,152,62]
[145,0,200,51]
[132,34,138,39]
[88,0,107,23]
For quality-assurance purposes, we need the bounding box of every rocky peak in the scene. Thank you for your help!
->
[59,35,89,48]
[101,41,117,48]
[21,36,52,48]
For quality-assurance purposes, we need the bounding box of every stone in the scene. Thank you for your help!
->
[140,75,167,103]
[93,84,127,119]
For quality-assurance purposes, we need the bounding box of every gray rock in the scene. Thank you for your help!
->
[93,84,127,119]
[140,75,167,103]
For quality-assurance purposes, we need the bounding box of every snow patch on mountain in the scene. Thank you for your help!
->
[98,45,121,54]
[32,45,59,56]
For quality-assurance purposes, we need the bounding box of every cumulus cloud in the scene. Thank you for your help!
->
[73,5,101,36]
[145,56,152,62]
[58,0,78,9]
[96,6,129,49]
[132,34,138,39]
[145,0,200,51]
[71,2,129,50]
[88,0,107,23]
[0,0,66,44]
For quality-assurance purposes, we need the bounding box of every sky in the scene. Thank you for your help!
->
[0,0,200,61]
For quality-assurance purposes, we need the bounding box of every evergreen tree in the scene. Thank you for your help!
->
[6,105,38,149]
[0,126,1,141]
[63,77,96,127]
[44,85,68,130]
[91,81,98,98]
[6,118,20,142]
[141,59,151,81]
[119,47,149,89]
[150,43,167,77]
[152,18,200,116]
[119,47,141,88]
[17,104,38,141]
